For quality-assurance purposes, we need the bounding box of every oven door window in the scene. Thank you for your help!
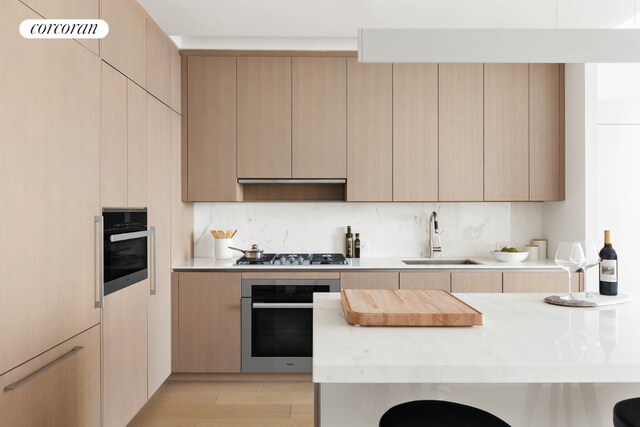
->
[251,307,312,357]
[104,235,147,285]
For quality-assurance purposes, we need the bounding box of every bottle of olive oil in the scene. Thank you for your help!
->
[354,233,361,258]
[345,226,354,258]
[599,230,618,296]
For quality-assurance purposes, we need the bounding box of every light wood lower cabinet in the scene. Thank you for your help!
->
[399,272,451,291]
[175,273,241,373]
[451,272,502,293]
[0,326,100,427]
[340,272,399,289]
[103,280,148,427]
[503,272,580,293]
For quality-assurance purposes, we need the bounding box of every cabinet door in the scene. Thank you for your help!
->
[292,57,347,178]
[0,326,100,427]
[171,110,193,264]
[101,0,147,87]
[438,64,484,201]
[452,272,502,293]
[346,59,393,201]
[146,21,172,106]
[503,272,580,293]
[393,64,438,201]
[0,0,101,374]
[170,45,181,113]
[147,95,172,396]
[127,78,148,207]
[103,281,148,427]
[340,272,399,289]
[530,64,564,201]
[177,273,241,373]
[484,63,529,201]
[186,57,238,201]
[237,57,292,178]
[101,62,128,208]
[400,272,450,291]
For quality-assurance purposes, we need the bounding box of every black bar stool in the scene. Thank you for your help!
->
[614,397,640,427]
[379,400,511,427]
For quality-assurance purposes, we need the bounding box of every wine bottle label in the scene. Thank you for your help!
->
[600,259,617,283]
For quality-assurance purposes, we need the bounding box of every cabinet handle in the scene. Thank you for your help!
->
[252,303,314,309]
[3,346,84,392]
[149,226,157,296]
[109,229,155,242]
[94,216,103,308]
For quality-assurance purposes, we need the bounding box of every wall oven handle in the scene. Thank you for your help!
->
[4,346,84,392]
[252,303,313,309]
[94,216,103,308]
[149,226,156,296]
[109,229,155,242]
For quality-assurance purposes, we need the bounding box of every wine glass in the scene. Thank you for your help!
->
[555,242,586,300]
[580,241,601,298]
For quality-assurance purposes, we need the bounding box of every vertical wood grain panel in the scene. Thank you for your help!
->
[340,272,399,289]
[438,64,484,201]
[503,272,580,293]
[451,272,502,293]
[393,64,439,201]
[170,45,182,113]
[292,57,347,178]
[146,21,172,106]
[127,79,148,207]
[171,110,193,263]
[484,63,529,201]
[101,62,128,208]
[530,63,564,201]
[186,56,238,201]
[346,58,393,201]
[399,272,451,291]
[237,57,292,178]
[177,273,241,373]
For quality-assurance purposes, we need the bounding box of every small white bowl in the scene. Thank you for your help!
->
[491,250,529,263]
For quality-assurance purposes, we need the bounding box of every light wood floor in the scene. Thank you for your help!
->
[129,381,314,427]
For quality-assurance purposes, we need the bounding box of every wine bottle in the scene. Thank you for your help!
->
[345,226,353,258]
[599,230,618,296]
[354,233,361,258]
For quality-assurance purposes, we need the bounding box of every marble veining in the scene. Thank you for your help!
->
[194,202,543,258]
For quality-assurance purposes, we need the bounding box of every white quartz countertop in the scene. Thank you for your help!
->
[173,257,563,271]
[312,293,640,384]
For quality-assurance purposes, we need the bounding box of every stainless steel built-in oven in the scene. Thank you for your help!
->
[102,208,155,296]
[241,279,340,373]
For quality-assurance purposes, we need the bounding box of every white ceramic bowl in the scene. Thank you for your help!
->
[491,250,529,263]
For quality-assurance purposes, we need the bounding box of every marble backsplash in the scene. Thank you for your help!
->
[193,202,543,258]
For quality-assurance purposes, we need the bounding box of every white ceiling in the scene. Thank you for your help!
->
[137,0,637,49]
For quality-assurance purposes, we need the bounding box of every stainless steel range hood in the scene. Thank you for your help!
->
[358,29,640,63]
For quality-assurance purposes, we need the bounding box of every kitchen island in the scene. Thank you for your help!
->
[313,293,640,427]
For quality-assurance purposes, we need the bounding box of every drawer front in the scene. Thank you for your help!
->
[0,326,100,427]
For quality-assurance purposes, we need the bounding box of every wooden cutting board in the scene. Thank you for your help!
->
[341,289,483,327]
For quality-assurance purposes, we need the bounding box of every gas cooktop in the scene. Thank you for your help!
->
[235,253,348,266]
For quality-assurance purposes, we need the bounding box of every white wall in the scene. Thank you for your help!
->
[194,202,542,258]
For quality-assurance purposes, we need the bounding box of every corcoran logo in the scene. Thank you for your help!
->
[19,19,109,39]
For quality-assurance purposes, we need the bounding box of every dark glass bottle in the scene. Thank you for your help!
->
[354,233,361,258]
[599,230,618,296]
[345,226,353,258]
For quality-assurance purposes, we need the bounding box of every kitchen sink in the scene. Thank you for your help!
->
[401,259,480,266]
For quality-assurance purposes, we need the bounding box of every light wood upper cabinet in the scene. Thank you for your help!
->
[393,64,439,201]
[186,56,238,201]
[101,0,147,88]
[292,57,347,178]
[237,57,292,178]
[346,58,393,201]
[451,272,502,293]
[127,79,148,207]
[147,21,172,106]
[1,0,101,374]
[176,273,241,373]
[101,62,128,208]
[438,64,484,201]
[530,64,565,201]
[0,326,100,427]
[340,272,399,289]
[147,95,172,396]
[400,272,450,291]
[484,63,529,201]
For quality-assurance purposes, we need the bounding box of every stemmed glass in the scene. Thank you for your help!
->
[555,242,586,300]
[580,241,601,298]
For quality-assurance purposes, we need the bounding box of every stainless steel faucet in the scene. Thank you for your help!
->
[428,211,442,258]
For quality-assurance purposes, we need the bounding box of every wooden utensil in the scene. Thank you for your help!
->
[210,230,218,239]
[226,230,233,239]
[341,289,483,327]
[230,229,238,239]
